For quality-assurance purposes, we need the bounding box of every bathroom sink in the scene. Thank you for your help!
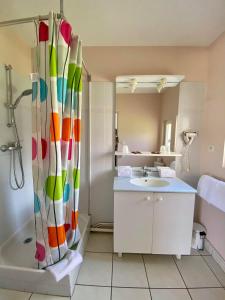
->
[130,177,170,187]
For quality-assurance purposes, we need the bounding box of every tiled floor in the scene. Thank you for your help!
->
[1,232,225,299]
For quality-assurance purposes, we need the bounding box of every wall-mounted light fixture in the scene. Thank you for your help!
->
[156,78,167,93]
[116,75,185,94]
[129,78,138,93]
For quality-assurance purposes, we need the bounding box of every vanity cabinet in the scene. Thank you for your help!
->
[114,192,154,253]
[114,192,195,257]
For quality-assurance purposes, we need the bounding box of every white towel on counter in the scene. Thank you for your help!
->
[117,166,132,177]
[47,250,83,282]
[157,167,176,178]
[197,175,225,213]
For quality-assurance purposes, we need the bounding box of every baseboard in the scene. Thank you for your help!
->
[205,238,225,273]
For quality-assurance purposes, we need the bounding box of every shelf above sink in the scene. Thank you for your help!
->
[115,151,182,157]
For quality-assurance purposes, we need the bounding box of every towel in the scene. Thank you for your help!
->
[157,167,176,178]
[197,175,225,213]
[47,250,83,282]
[118,166,132,177]
[197,175,218,204]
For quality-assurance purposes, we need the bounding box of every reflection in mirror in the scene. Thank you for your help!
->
[115,75,184,167]
[163,120,172,151]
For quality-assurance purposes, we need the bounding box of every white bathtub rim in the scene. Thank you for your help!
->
[0,217,32,253]
[0,213,90,272]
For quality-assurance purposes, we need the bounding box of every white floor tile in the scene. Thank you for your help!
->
[203,256,225,286]
[72,285,111,300]
[151,289,191,300]
[31,294,69,300]
[175,256,221,288]
[189,288,225,300]
[0,289,31,300]
[143,255,185,288]
[112,287,151,300]
[86,233,113,253]
[77,252,112,286]
[112,254,148,288]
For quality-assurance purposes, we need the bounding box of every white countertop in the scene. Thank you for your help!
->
[113,176,197,193]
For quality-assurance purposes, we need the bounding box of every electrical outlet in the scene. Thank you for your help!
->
[208,145,215,152]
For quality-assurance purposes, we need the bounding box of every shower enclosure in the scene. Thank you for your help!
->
[0,65,90,296]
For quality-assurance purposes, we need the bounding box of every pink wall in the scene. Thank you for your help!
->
[196,196,225,260]
[83,46,208,82]
[200,33,225,180]
[84,40,225,259]
[0,28,31,75]
[197,32,225,260]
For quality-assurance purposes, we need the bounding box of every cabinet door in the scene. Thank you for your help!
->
[152,193,195,255]
[114,192,154,254]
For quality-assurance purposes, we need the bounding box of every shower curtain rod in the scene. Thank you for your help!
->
[0,2,91,79]
[0,14,62,27]
[0,0,64,27]
[0,14,91,80]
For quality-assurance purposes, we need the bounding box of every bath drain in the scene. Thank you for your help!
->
[24,237,33,244]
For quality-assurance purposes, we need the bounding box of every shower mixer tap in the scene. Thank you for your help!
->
[0,142,22,152]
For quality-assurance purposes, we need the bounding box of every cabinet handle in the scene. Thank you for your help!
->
[146,196,152,201]
[157,196,164,202]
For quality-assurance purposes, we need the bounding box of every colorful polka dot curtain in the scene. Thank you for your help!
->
[32,12,82,268]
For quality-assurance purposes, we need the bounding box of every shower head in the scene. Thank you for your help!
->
[13,89,32,108]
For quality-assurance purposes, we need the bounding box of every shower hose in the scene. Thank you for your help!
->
[9,109,25,190]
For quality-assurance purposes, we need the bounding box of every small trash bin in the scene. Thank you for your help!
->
[192,222,206,250]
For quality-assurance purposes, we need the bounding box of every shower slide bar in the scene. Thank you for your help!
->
[1,65,28,189]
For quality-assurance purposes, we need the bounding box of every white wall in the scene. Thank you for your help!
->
[175,82,206,187]
[79,79,90,214]
[90,82,114,224]
[0,65,33,245]
[0,27,32,245]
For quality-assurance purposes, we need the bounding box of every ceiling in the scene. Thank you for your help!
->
[0,0,225,46]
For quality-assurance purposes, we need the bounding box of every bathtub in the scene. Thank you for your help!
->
[0,213,90,297]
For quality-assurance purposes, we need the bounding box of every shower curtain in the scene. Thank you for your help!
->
[32,12,82,268]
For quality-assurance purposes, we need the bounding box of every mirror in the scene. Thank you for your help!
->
[115,75,184,166]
